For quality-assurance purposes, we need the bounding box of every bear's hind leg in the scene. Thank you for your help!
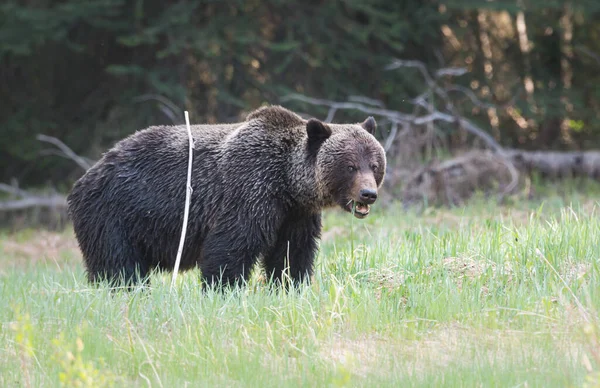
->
[83,226,150,289]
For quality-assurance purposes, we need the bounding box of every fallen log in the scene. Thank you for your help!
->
[400,149,600,209]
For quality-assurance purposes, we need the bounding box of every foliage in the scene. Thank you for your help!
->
[0,1,599,185]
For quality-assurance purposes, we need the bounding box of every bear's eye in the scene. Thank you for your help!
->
[347,166,357,173]
[371,164,379,172]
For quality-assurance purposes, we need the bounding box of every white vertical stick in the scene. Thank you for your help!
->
[171,111,194,289]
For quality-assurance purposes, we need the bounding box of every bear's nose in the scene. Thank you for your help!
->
[359,189,378,204]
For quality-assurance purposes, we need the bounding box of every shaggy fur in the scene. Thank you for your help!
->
[67,105,386,288]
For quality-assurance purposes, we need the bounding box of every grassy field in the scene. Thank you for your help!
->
[1,192,600,387]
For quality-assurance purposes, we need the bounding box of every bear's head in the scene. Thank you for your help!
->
[308,117,386,219]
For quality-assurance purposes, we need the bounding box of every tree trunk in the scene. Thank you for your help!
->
[559,1,574,145]
[514,1,536,139]
[476,10,500,138]
[515,3,535,101]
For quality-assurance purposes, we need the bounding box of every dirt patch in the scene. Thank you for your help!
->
[320,334,389,378]
[367,267,409,303]
[320,324,585,380]
[367,257,514,298]
[400,323,585,377]
[0,230,81,271]
[438,256,514,293]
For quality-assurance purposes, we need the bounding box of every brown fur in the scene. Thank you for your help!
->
[67,105,386,288]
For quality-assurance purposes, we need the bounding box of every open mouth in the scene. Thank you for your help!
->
[345,200,370,219]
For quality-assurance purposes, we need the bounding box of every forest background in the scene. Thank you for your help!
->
[1,0,599,192]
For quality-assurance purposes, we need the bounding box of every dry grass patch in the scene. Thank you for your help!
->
[320,334,392,378]
[365,266,410,303]
[0,230,80,271]
[320,323,587,382]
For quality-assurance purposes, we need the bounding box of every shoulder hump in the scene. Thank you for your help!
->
[245,105,304,128]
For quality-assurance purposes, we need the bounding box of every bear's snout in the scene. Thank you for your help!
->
[359,188,378,204]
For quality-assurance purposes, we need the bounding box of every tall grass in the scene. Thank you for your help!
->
[1,196,600,386]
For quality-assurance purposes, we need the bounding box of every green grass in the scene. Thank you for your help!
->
[2,195,600,387]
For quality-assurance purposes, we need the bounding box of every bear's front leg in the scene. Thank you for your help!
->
[200,211,282,289]
[201,232,261,288]
[263,212,322,287]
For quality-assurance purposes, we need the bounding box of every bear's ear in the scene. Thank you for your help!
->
[361,116,377,135]
[306,119,332,142]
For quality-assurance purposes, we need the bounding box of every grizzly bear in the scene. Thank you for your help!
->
[67,105,386,288]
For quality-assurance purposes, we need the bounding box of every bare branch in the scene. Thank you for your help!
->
[133,94,183,124]
[496,155,520,201]
[435,67,468,77]
[383,122,399,153]
[325,107,338,123]
[0,183,31,198]
[385,59,434,85]
[0,181,66,212]
[284,57,512,169]
[409,93,433,109]
[0,196,66,211]
[575,45,600,66]
[445,85,498,109]
[281,93,414,122]
[159,106,178,124]
[38,149,96,166]
[458,118,503,152]
[347,95,385,108]
[37,134,93,171]
[445,85,521,110]
[282,92,503,152]
[412,111,453,126]
[386,59,504,152]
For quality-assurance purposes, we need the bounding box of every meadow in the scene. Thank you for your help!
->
[1,189,600,387]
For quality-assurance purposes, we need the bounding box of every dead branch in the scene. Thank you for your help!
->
[2,133,90,214]
[282,92,420,155]
[325,107,337,123]
[283,58,511,154]
[575,45,600,66]
[445,85,522,110]
[133,94,182,124]
[347,95,386,108]
[282,92,503,153]
[37,134,93,171]
[496,155,520,200]
[281,93,414,122]
[457,118,503,153]
[0,196,66,211]
[0,183,31,198]
[435,67,468,77]
[383,122,399,152]
[0,182,66,211]
[38,149,96,167]
[388,59,506,151]
[385,59,436,84]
